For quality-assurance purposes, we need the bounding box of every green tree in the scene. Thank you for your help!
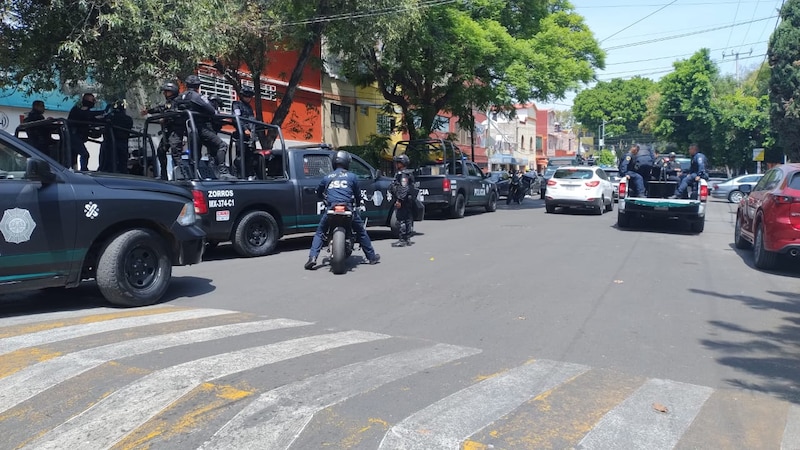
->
[327,0,604,139]
[768,0,800,162]
[653,49,717,157]
[712,92,770,173]
[572,76,657,143]
[595,149,616,166]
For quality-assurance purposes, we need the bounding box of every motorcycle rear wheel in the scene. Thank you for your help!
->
[331,228,348,274]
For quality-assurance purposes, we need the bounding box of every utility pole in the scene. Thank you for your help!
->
[723,49,753,85]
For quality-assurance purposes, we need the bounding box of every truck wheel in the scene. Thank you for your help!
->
[330,228,347,274]
[728,190,744,203]
[690,219,705,233]
[232,210,279,257]
[485,192,498,212]
[450,193,466,218]
[753,223,777,269]
[734,215,751,249]
[96,229,172,307]
[617,211,631,228]
[545,203,556,213]
[594,197,604,215]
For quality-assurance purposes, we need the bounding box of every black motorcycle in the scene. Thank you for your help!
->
[322,203,357,274]
[507,175,525,204]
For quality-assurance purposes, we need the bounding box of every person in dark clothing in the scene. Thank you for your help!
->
[98,100,134,173]
[67,93,105,171]
[305,151,380,270]
[175,75,232,178]
[145,82,185,180]
[22,100,54,154]
[390,154,415,247]
[635,144,655,191]
[670,144,707,199]
[619,144,645,197]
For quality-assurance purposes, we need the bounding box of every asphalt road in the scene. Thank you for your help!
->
[2,197,799,449]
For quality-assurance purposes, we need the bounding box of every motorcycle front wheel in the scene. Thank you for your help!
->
[330,228,348,274]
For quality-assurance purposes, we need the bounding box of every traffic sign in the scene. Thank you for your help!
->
[753,147,765,161]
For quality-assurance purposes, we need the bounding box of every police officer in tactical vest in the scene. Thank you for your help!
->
[390,154,416,247]
[176,75,232,178]
[669,143,707,199]
[304,151,381,270]
[635,144,655,191]
[619,144,645,197]
[144,82,184,180]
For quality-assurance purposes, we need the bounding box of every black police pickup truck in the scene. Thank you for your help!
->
[392,139,498,218]
[0,129,204,306]
[139,113,401,257]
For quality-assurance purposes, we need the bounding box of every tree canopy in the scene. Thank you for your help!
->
[572,76,657,145]
[768,0,800,162]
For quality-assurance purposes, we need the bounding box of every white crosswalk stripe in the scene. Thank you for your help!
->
[0,308,235,354]
[201,343,482,450]
[783,405,800,450]
[377,359,590,450]
[0,307,125,327]
[577,378,713,449]
[0,318,311,413]
[21,330,390,450]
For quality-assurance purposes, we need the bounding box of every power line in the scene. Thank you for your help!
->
[599,0,677,43]
[603,16,777,51]
[598,52,766,78]
[723,0,743,51]
[605,40,766,65]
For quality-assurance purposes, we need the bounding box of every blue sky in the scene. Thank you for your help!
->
[543,0,784,109]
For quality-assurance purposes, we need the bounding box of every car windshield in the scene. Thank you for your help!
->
[554,168,593,180]
[543,168,556,178]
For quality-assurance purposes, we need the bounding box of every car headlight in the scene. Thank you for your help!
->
[176,201,198,226]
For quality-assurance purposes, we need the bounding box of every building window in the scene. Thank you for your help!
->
[196,74,278,113]
[377,114,395,135]
[331,104,351,129]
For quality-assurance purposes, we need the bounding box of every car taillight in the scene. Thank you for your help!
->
[585,181,600,187]
[618,180,627,198]
[772,194,799,204]
[334,204,347,212]
[192,189,208,215]
[699,185,708,201]
[443,178,451,192]
[547,179,557,186]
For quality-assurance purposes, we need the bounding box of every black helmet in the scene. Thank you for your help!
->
[184,75,202,88]
[393,154,410,166]
[207,94,225,108]
[240,86,255,97]
[161,82,179,96]
[112,99,126,110]
[333,150,351,169]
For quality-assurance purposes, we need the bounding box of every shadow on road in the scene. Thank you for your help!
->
[727,243,800,278]
[692,288,800,404]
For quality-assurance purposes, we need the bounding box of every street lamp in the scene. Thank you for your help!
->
[599,117,622,150]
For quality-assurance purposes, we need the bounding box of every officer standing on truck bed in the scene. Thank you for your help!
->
[176,75,232,178]
[670,143,707,199]
[144,82,184,180]
[619,144,645,197]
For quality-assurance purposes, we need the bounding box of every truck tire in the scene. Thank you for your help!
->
[753,223,777,269]
[96,229,172,307]
[232,210,279,257]
[617,211,631,228]
[605,197,614,212]
[734,215,751,249]
[485,192,498,212]
[330,228,347,274]
[594,197,604,215]
[450,193,466,218]
[545,203,556,213]
[690,219,705,233]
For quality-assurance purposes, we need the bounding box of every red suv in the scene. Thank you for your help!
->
[734,163,800,269]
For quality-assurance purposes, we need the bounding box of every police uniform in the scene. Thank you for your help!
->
[147,95,185,180]
[635,147,655,187]
[619,151,645,197]
[673,151,707,198]
[390,168,416,246]
[306,167,379,266]
[176,88,229,174]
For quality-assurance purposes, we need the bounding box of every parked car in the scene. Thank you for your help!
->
[706,170,728,194]
[734,164,800,269]
[544,166,614,215]
[540,167,557,198]
[487,171,510,197]
[712,174,764,203]
[601,166,621,202]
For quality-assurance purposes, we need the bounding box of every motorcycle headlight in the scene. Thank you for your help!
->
[176,201,197,226]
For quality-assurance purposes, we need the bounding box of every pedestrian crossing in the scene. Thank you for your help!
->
[0,305,797,449]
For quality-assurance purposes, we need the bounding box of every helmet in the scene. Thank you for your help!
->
[161,82,179,96]
[333,150,351,169]
[184,75,202,87]
[240,86,255,97]
[669,151,676,157]
[393,154,410,166]
[112,99,127,110]
[207,94,225,108]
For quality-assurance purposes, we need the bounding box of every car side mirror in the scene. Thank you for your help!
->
[25,157,56,183]
[739,184,752,194]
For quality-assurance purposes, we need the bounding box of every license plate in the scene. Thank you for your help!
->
[565,185,576,190]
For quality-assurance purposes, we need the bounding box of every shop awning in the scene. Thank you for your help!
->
[489,155,528,165]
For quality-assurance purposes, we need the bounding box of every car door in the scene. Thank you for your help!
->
[347,155,391,224]
[0,138,77,285]
[467,162,489,204]
[743,169,778,234]
[297,152,334,232]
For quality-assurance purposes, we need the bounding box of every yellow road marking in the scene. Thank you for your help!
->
[0,307,185,339]
[0,347,61,379]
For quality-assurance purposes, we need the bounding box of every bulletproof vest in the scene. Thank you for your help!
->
[324,169,356,205]
[394,171,411,200]
[636,148,654,167]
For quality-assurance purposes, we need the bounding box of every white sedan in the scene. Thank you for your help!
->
[544,166,615,215]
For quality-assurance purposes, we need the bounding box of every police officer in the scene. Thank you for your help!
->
[670,143,707,199]
[98,100,133,173]
[176,75,232,178]
[390,154,415,247]
[305,151,381,270]
[619,144,645,197]
[67,93,105,170]
[231,86,255,119]
[144,81,184,180]
[635,144,655,190]
[22,100,53,154]
[207,95,226,133]
[664,151,683,180]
